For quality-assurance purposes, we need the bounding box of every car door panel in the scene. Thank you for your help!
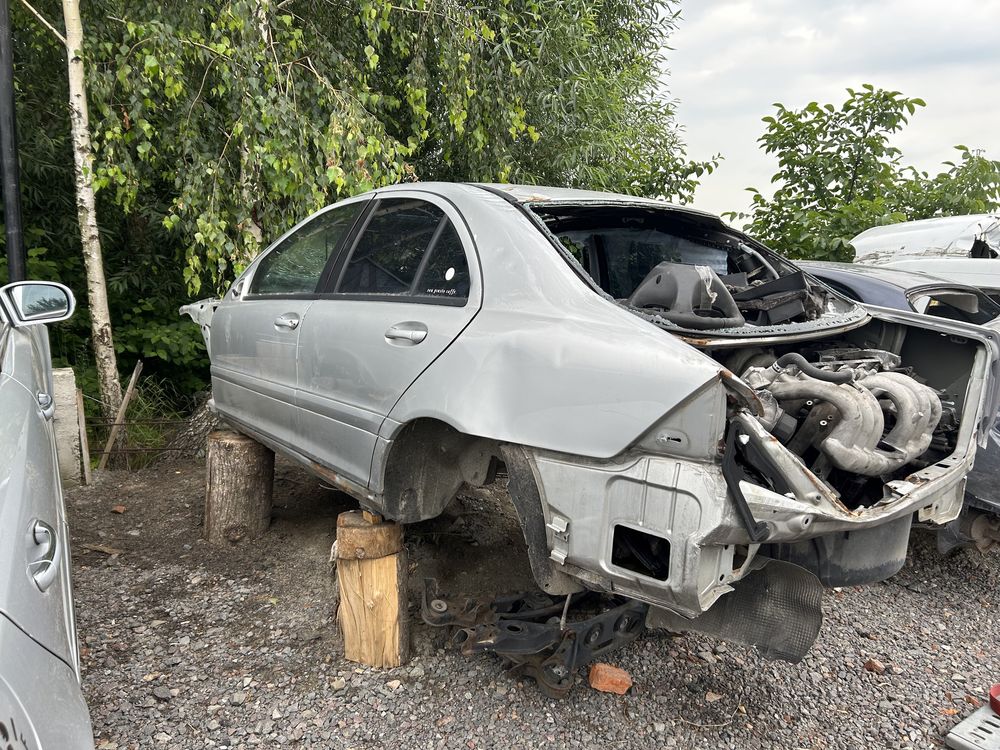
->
[0,612,93,749]
[296,300,478,484]
[209,299,311,449]
[0,328,76,672]
[295,193,482,487]
[208,198,368,451]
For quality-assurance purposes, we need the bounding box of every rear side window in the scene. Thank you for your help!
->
[250,203,363,295]
[416,222,471,300]
[337,198,470,303]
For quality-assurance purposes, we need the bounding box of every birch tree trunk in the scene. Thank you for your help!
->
[62,0,122,420]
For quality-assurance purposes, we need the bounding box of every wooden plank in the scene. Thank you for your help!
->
[97,360,143,471]
[336,510,408,668]
[75,388,91,485]
[338,552,408,668]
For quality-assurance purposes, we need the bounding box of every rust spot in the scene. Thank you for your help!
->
[309,461,371,503]
[720,368,764,417]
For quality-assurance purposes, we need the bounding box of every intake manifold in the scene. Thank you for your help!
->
[749,361,942,477]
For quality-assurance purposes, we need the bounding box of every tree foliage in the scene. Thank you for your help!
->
[87,0,715,293]
[6,0,710,401]
[734,85,1000,261]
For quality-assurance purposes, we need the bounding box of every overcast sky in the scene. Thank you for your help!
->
[669,0,1000,216]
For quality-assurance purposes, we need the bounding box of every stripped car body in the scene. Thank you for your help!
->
[184,184,1000,660]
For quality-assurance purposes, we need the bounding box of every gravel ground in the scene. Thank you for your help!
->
[67,458,1000,750]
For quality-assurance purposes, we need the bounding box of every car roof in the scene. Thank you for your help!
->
[851,214,1000,263]
[371,181,722,221]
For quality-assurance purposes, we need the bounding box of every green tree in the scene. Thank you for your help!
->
[734,84,1000,261]
[8,0,712,406]
[86,0,715,294]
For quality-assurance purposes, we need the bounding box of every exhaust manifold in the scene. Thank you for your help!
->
[748,362,942,477]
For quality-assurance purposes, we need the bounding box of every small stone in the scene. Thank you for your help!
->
[705,691,724,703]
[152,686,172,702]
[331,678,346,691]
[588,663,633,695]
[653,722,666,733]
[231,691,247,705]
[698,650,716,664]
[271,708,282,720]
[863,658,886,675]
[387,679,401,690]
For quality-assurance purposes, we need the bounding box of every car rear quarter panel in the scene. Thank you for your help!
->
[383,186,726,459]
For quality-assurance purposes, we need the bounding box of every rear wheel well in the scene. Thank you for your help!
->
[380,418,498,523]
[379,420,581,595]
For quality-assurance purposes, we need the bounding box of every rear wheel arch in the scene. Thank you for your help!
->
[375,419,581,594]
[378,418,497,523]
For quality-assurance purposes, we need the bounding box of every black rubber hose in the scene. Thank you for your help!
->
[772,352,853,384]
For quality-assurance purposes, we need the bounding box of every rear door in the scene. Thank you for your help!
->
[295,192,482,485]
[208,199,367,449]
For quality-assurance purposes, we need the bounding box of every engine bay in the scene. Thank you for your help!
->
[718,325,974,512]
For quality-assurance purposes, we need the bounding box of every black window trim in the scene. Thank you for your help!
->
[316,196,471,308]
[242,198,372,301]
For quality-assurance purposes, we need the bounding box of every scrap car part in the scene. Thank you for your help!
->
[421,579,647,698]
[762,513,913,586]
[627,261,745,330]
[646,560,823,663]
[745,353,943,478]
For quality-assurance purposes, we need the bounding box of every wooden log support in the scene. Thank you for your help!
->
[336,510,409,668]
[204,430,274,546]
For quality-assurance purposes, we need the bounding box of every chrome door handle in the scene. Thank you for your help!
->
[37,392,54,420]
[385,325,427,344]
[274,313,300,331]
[28,520,60,592]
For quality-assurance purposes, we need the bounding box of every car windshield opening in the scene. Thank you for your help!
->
[530,203,828,330]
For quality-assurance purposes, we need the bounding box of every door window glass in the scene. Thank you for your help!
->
[250,203,363,295]
[337,198,470,303]
[414,221,471,300]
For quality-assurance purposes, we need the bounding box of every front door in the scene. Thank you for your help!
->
[295,193,482,485]
[209,199,367,449]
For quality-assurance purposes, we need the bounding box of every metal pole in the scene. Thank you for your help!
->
[0,0,26,282]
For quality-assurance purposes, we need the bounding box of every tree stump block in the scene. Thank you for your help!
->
[335,510,409,668]
[204,430,274,546]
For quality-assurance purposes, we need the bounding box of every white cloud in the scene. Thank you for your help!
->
[668,0,1000,216]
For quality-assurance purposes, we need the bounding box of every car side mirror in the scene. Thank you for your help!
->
[0,281,76,327]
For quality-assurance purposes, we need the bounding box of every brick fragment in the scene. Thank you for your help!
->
[588,663,633,695]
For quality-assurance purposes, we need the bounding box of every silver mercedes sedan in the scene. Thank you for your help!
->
[184,183,1000,660]
[0,280,93,748]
